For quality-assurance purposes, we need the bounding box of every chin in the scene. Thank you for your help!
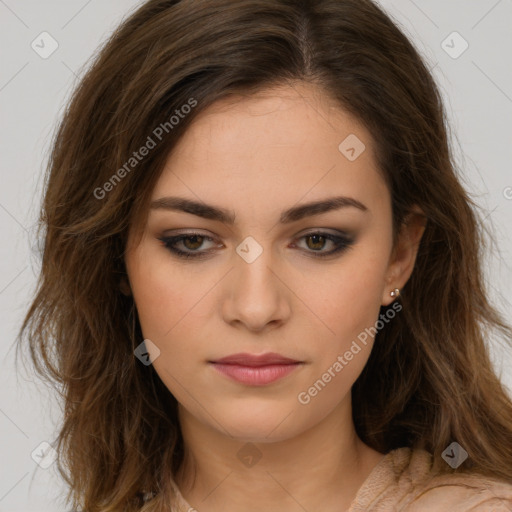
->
[211,401,309,443]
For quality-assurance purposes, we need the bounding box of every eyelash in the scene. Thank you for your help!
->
[157,231,354,260]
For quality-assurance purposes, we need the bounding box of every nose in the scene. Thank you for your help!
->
[221,248,291,333]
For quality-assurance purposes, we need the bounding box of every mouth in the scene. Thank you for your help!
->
[209,352,303,386]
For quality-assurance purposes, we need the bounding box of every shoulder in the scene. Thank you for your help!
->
[404,472,512,511]
[351,447,512,511]
[396,447,512,512]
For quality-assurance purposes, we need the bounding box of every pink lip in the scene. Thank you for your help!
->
[209,352,303,386]
[211,352,301,366]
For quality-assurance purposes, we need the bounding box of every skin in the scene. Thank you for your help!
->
[124,82,426,512]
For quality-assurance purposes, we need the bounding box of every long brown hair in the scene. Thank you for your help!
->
[17,0,512,510]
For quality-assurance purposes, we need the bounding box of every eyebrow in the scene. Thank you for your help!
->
[150,195,368,224]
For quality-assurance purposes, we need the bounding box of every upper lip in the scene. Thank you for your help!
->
[210,352,301,366]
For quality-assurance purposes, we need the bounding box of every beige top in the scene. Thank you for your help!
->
[167,447,512,511]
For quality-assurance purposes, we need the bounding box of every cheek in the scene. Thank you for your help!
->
[127,243,201,340]
[134,278,192,341]
[298,251,388,348]
[293,251,389,411]
[294,278,384,417]
[126,254,207,402]
[125,243,224,389]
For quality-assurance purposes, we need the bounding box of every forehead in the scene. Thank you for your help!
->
[151,83,389,225]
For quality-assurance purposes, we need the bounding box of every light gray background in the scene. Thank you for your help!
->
[1,1,511,510]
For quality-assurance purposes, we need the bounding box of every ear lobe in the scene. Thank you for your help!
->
[119,275,132,296]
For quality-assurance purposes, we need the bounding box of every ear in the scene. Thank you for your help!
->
[381,205,427,306]
[119,274,133,296]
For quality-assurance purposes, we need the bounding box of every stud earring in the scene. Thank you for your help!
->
[390,288,400,298]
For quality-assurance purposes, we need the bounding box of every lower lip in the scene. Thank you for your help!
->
[211,363,301,386]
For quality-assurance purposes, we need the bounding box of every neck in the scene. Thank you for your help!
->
[174,397,384,512]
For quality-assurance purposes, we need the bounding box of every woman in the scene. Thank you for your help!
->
[18,0,512,510]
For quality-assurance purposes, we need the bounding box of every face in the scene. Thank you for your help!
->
[124,82,405,443]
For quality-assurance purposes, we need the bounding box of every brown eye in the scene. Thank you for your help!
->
[182,235,205,250]
[305,234,328,251]
[158,233,219,260]
[293,231,354,258]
